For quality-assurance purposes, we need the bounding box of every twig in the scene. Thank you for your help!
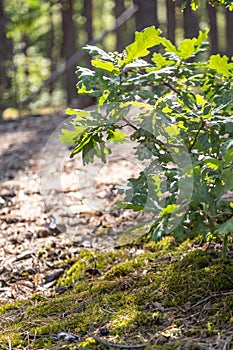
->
[188,120,205,152]
[184,291,233,313]
[163,81,180,95]
[89,333,148,349]
[122,117,138,131]
[8,337,12,350]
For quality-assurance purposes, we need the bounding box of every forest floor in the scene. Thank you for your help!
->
[0,113,142,302]
[0,113,232,349]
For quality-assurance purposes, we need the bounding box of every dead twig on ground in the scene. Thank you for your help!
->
[89,333,148,349]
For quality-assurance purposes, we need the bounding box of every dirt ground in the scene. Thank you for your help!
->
[0,113,142,303]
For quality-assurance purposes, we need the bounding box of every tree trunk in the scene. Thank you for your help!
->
[61,0,77,104]
[84,0,93,42]
[183,0,199,38]
[226,8,233,57]
[115,0,126,52]
[166,0,176,44]
[207,3,218,54]
[22,34,30,95]
[47,0,56,94]
[0,0,13,118]
[133,0,159,31]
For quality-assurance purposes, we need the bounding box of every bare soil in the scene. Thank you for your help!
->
[0,113,140,302]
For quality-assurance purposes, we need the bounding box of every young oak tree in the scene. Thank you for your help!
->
[60,26,233,256]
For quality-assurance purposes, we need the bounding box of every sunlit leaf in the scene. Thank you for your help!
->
[160,204,180,216]
[208,54,233,77]
[203,157,223,170]
[164,125,180,136]
[59,126,84,145]
[91,59,120,74]
[196,28,209,47]
[160,37,178,54]
[178,38,197,59]
[107,130,128,144]
[66,108,90,117]
[99,90,110,107]
[151,53,175,69]
[77,83,94,94]
[191,0,199,10]
[124,26,162,64]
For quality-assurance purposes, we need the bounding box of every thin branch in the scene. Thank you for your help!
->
[189,120,205,152]
[122,117,138,131]
[89,333,148,349]
[184,291,233,313]
[163,80,180,95]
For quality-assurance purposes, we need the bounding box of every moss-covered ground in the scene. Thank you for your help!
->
[0,236,232,349]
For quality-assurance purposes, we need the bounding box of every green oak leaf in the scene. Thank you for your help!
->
[160,204,180,216]
[66,108,90,117]
[124,26,162,64]
[60,126,85,145]
[107,130,128,144]
[151,53,174,69]
[178,38,197,59]
[208,54,233,78]
[160,37,178,54]
[91,59,120,74]
[203,157,223,170]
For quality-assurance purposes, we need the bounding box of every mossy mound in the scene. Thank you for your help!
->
[0,237,232,349]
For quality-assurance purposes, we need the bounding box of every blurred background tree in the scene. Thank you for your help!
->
[0,0,232,119]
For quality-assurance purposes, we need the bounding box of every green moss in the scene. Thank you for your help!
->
[145,236,177,252]
[104,260,134,278]
[79,337,97,348]
[0,237,232,349]
[211,296,233,326]
[0,299,26,317]
[58,249,123,286]
[179,249,212,269]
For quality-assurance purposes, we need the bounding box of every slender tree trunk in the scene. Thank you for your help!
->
[207,3,218,54]
[47,0,56,94]
[183,0,199,38]
[22,34,30,94]
[0,0,13,118]
[166,0,176,44]
[61,0,77,104]
[84,0,93,42]
[133,0,159,31]
[115,0,126,52]
[226,8,233,57]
